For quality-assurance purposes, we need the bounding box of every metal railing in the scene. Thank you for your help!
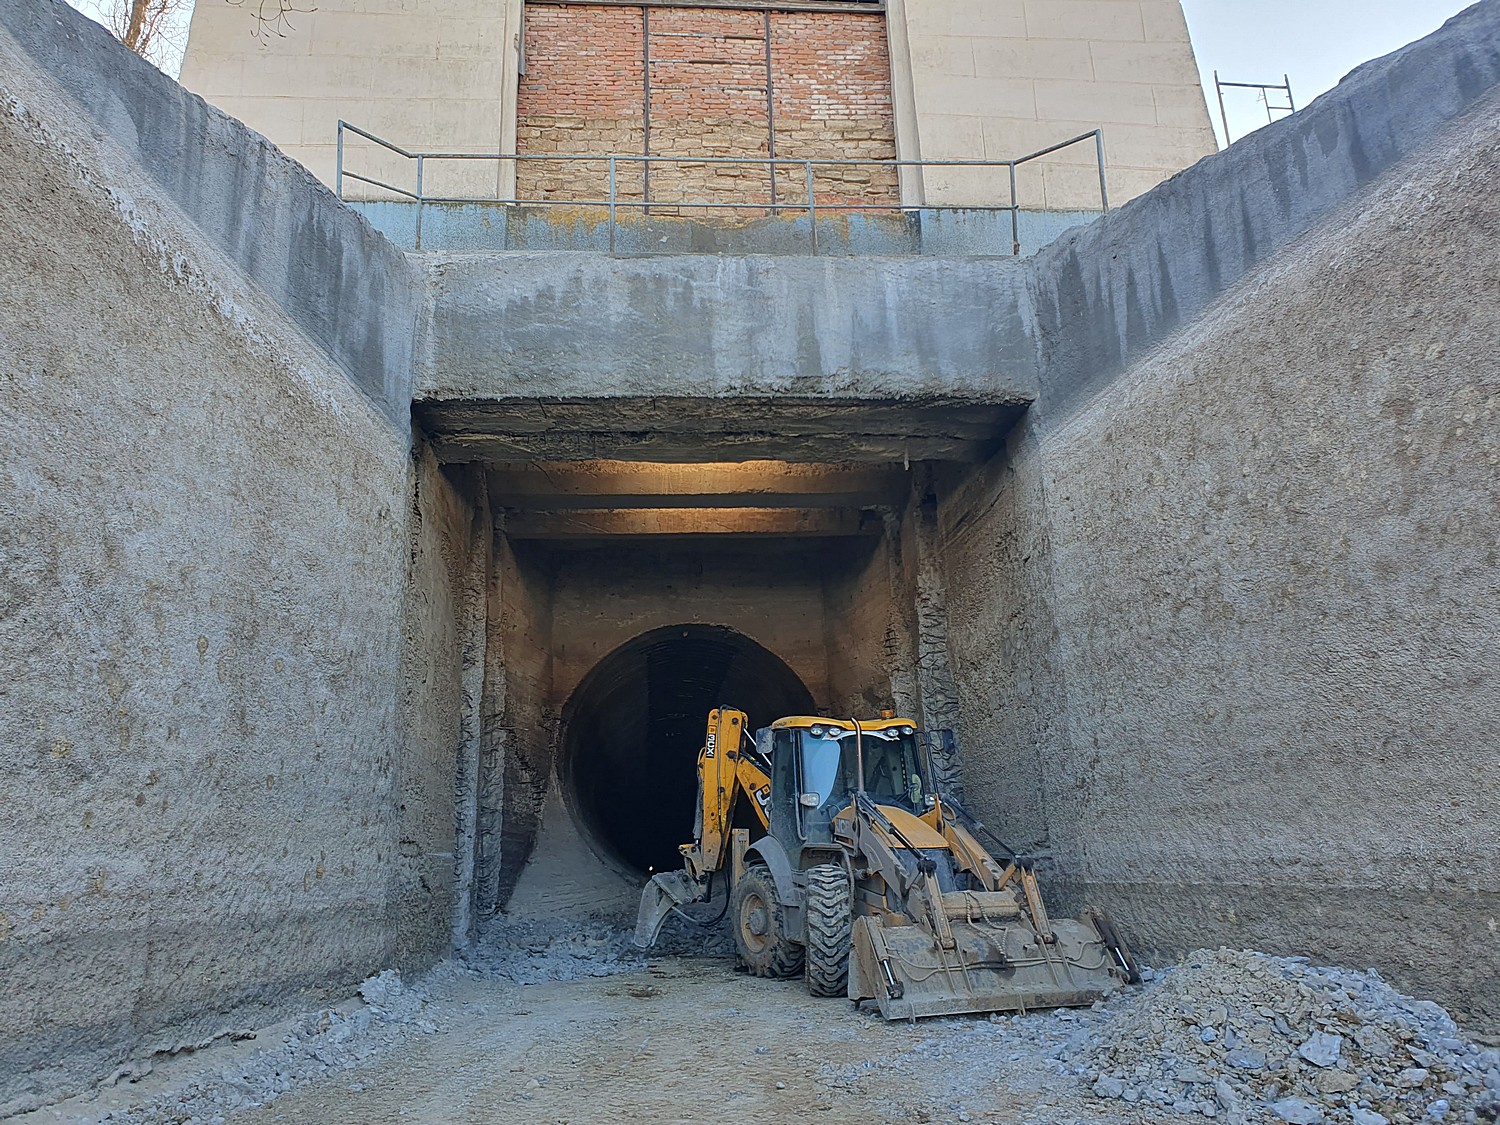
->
[335,121,1109,254]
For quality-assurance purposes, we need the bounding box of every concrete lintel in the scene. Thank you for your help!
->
[419,397,1028,464]
[434,431,1005,464]
[421,252,1039,403]
[420,397,1022,440]
[503,506,884,538]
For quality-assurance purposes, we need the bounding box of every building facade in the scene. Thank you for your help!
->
[180,0,1217,212]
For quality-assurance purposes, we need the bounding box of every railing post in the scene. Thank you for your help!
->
[805,160,817,255]
[609,156,617,257]
[1009,161,1019,256]
[1095,129,1109,211]
[335,120,344,200]
[415,154,425,251]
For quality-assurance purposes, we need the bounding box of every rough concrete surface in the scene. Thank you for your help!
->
[501,782,641,921]
[1025,0,1500,428]
[393,451,483,962]
[0,8,456,1114]
[942,87,1500,1025]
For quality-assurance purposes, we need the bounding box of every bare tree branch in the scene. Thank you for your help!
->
[226,0,316,41]
[106,0,189,65]
[94,0,317,68]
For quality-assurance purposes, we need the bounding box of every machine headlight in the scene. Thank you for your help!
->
[810,725,826,738]
[901,726,915,736]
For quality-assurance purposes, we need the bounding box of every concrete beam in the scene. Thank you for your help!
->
[487,461,910,509]
[502,507,884,539]
[420,253,1039,404]
[435,432,1003,464]
[418,397,1028,464]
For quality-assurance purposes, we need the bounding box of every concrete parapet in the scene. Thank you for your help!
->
[347,200,1099,258]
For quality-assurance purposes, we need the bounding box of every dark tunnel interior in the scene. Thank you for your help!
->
[560,624,816,874]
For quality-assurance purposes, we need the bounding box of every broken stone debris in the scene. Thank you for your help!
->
[94,968,453,1125]
[465,907,733,985]
[1079,948,1499,1125]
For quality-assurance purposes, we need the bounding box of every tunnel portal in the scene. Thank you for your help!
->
[560,624,815,875]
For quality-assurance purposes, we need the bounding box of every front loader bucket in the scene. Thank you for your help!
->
[849,912,1129,1020]
[633,869,705,949]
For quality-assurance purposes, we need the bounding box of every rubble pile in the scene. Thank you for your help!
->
[1080,949,1500,1125]
[468,905,735,984]
[94,970,450,1125]
[467,918,649,984]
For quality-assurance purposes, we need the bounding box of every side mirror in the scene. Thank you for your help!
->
[799,792,821,808]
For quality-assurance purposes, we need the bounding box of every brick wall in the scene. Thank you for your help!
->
[516,3,896,213]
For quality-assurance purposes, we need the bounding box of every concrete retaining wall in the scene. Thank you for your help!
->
[0,0,422,424]
[942,81,1500,1025]
[0,1,466,1111]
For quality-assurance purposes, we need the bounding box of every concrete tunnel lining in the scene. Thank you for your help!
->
[558,624,816,876]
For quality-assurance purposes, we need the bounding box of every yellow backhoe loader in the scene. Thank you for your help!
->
[635,708,1139,1020]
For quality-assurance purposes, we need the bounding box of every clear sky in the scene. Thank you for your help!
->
[72,0,1477,141]
[1181,0,1476,146]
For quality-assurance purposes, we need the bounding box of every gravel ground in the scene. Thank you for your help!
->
[14,930,1499,1125]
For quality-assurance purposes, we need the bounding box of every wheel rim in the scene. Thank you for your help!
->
[740,892,770,953]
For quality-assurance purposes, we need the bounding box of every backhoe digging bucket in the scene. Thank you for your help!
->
[848,909,1132,1020]
[633,869,705,949]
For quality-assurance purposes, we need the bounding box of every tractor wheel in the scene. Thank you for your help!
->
[731,864,804,979]
[804,863,853,998]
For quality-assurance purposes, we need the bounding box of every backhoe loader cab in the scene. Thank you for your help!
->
[763,717,929,854]
[634,708,1139,1021]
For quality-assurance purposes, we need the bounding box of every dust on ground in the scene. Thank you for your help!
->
[18,931,1500,1125]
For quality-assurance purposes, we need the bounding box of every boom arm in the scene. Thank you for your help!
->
[634,707,770,948]
[681,708,771,880]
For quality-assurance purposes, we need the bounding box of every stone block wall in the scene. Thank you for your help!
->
[516,3,897,213]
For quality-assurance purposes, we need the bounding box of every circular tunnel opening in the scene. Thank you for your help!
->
[560,624,815,876]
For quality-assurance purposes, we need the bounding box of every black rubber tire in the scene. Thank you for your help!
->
[731,864,804,979]
[804,863,854,998]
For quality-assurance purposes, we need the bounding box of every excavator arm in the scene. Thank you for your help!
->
[634,708,770,948]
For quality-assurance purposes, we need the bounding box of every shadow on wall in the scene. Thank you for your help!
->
[558,624,815,875]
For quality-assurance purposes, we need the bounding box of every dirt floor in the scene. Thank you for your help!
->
[222,958,1125,1125]
[22,938,1500,1125]
[26,956,1172,1125]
